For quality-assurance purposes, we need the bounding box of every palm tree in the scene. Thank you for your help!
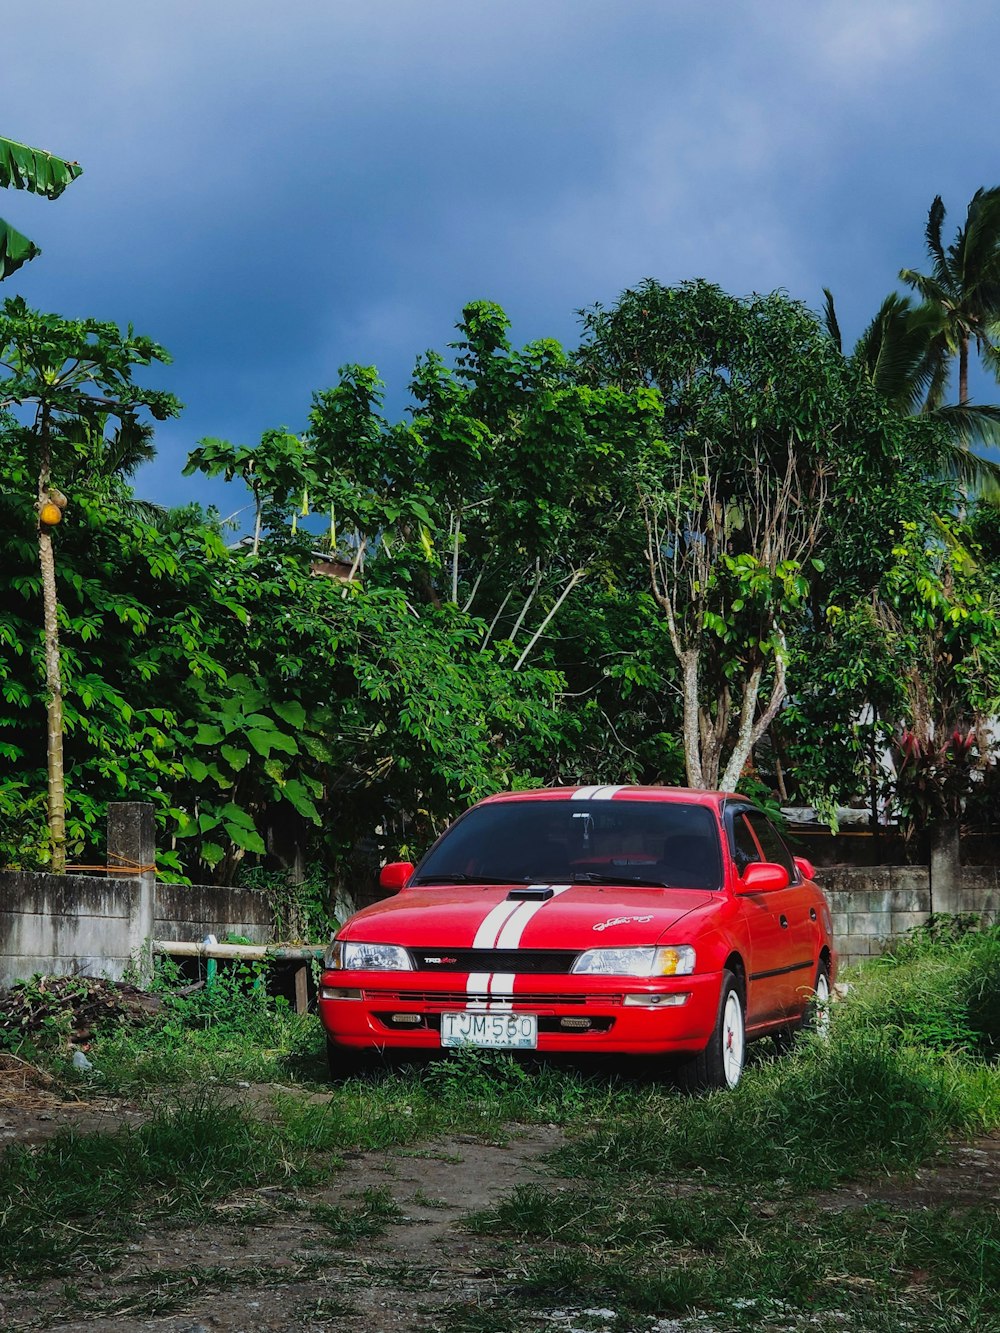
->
[824,288,1000,499]
[63,413,166,523]
[901,188,1000,409]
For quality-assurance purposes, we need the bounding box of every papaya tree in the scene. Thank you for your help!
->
[0,298,179,868]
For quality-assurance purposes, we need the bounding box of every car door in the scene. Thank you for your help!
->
[730,809,811,1024]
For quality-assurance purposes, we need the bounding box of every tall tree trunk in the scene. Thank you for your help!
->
[37,418,66,872]
[959,335,969,405]
[680,649,704,788]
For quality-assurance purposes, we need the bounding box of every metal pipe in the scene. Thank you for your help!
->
[152,940,324,960]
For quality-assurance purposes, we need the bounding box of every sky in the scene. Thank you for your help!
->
[4,1,1000,519]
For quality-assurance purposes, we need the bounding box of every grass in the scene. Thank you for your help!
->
[451,1195,1000,1332]
[444,919,1000,1333]
[310,1186,403,1244]
[1,920,998,1331]
[0,1096,316,1279]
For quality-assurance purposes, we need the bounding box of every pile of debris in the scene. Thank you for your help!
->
[0,1051,58,1106]
[0,975,162,1050]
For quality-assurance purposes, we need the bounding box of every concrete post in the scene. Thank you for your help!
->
[929,819,961,919]
[108,802,156,983]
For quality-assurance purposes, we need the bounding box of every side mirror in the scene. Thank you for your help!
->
[379,861,414,892]
[738,861,790,894]
[794,856,816,882]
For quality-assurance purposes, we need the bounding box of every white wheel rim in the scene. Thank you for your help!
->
[813,972,831,1038]
[722,991,744,1088]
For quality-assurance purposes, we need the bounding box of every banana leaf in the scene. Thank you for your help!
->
[0,216,41,279]
[0,136,82,198]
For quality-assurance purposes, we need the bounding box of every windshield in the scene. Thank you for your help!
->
[414,800,723,890]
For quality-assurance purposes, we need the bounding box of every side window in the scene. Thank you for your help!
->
[731,814,760,874]
[745,812,796,880]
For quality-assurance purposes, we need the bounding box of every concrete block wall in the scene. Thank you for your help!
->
[154,882,274,945]
[0,873,143,984]
[0,870,275,987]
[0,804,275,988]
[819,864,1000,966]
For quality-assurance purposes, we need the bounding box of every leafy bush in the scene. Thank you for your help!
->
[859,917,1000,1056]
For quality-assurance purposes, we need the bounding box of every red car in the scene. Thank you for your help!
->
[318,786,835,1090]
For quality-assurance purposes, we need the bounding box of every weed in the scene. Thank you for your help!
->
[409,1188,451,1209]
[0,1097,316,1279]
[310,1186,403,1244]
[852,920,1000,1056]
[555,1027,980,1190]
[81,956,326,1093]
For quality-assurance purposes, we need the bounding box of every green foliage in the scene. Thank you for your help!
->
[0,137,82,198]
[310,1187,402,1244]
[863,918,1000,1055]
[577,278,949,790]
[0,781,47,868]
[0,282,994,880]
[0,135,82,279]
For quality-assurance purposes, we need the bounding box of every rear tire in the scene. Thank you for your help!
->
[801,960,831,1039]
[676,970,745,1093]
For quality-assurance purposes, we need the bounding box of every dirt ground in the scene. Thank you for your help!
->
[1,1066,998,1333]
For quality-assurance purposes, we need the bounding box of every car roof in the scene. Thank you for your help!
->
[478,785,738,810]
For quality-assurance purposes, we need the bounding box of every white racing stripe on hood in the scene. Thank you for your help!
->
[466,885,573,1009]
[494,885,572,948]
[572,784,625,800]
[472,898,523,949]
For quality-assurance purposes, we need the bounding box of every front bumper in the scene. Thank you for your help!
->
[317,968,725,1055]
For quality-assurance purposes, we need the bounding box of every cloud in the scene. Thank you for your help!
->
[5,0,1000,512]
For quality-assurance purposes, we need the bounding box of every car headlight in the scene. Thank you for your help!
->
[570,945,696,977]
[324,939,414,971]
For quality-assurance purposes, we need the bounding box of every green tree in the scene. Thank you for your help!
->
[0,137,82,279]
[577,279,950,793]
[823,286,1000,497]
[0,298,179,869]
[901,188,1000,409]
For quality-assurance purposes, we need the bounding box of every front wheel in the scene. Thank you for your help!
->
[325,1036,375,1081]
[676,970,745,1093]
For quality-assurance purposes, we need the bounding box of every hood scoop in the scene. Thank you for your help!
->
[506,885,555,901]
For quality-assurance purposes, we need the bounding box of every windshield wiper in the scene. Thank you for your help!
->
[571,872,669,888]
[413,874,526,885]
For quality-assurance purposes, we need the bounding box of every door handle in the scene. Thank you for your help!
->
[779,914,789,929]
[810,907,817,921]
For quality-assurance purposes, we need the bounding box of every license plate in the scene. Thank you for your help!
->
[440,1011,538,1049]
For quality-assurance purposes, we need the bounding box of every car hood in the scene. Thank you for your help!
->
[338,883,717,951]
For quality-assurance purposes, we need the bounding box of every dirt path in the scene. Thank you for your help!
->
[2,1073,999,1333]
[0,1104,565,1333]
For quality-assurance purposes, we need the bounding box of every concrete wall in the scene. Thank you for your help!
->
[154,882,274,945]
[821,863,1000,966]
[0,870,275,987]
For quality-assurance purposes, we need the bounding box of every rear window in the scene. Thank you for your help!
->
[414,800,723,890]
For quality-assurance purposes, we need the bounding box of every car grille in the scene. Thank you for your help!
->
[409,948,578,973]
[367,990,623,1007]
